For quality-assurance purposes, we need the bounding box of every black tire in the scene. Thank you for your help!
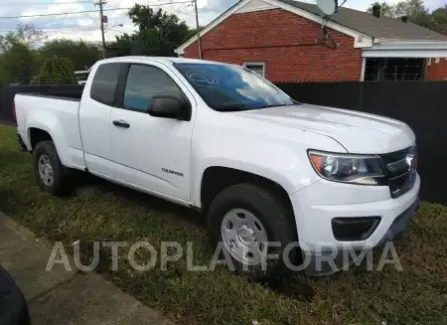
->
[0,265,31,325]
[33,140,72,196]
[207,183,298,280]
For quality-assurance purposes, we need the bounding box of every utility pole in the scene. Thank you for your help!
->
[193,0,202,59]
[95,0,107,59]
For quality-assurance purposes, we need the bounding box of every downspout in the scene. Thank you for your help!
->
[360,57,366,81]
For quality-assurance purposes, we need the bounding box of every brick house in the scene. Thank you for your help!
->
[176,0,447,82]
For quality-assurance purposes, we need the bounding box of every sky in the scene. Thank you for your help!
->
[0,0,444,44]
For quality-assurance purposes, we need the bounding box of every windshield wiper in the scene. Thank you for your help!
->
[220,102,298,112]
[219,104,252,112]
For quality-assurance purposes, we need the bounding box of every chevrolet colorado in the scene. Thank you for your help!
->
[14,56,420,277]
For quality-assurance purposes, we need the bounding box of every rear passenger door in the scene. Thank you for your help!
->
[79,62,122,178]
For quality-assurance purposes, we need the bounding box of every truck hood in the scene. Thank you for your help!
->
[239,104,415,154]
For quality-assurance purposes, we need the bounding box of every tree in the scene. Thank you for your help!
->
[131,29,176,56]
[15,24,47,49]
[38,39,100,70]
[0,42,37,85]
[107,5,191,57]
[31,56,77,85]
[393,0,427,17]
[393,0,434,29]
[0,24,44,84]
[0,24,46,53]
[0,33,18,53]
[187,26,204,40]
[107,34,133,57]
[127,5,190,56]
[367,2,396,17]
[366,0,447,35]
[432,5,447,35]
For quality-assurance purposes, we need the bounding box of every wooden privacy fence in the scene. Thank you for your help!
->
[0,85,83,124]
[277,81,447,205]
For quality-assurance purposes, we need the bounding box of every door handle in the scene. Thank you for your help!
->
[113,120,130,128]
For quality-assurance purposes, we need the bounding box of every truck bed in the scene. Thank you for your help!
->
[19,93,81,103]
[17,85,84,101]
[14,93,84,170]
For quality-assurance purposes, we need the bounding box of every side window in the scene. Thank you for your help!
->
[123,64,182,113]
[90,63,121,105]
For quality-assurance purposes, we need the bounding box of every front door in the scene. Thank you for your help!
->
[109,63,194,202]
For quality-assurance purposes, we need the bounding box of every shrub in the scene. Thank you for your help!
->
[31,56,77,85]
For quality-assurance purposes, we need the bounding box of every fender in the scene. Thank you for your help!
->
[25,108,76,168]
[190,119,346,208]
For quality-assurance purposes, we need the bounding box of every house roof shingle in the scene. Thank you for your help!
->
[279,0,447,41]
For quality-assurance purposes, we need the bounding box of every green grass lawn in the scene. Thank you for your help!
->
[1,125,446,325]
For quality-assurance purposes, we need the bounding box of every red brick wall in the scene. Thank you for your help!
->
[425,58,447,81]
[183,9,362,82]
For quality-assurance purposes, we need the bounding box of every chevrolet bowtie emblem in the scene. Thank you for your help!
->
[405,154,417,171]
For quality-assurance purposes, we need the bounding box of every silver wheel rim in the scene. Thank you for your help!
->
[221,208,268,265]
[38,154,54,186]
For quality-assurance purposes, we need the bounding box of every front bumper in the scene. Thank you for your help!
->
[378,197,420,245]
[289,173,421,275]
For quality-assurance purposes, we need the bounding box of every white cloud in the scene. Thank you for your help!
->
[77,18,96,27]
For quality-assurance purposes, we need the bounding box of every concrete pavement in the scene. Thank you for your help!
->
[0,212,175,325]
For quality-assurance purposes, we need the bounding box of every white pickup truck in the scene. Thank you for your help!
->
[14,56,420,277]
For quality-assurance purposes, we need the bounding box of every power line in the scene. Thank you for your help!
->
[0,1,193,19]
[4,1,94,5]
[0,8,118,19]
[0,27,98,31]
[175,5,193,15]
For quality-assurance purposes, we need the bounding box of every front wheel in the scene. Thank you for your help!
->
[207,183,298,280]
[33,141,72,196]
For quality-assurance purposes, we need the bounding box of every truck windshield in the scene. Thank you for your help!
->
[174,63,295,112]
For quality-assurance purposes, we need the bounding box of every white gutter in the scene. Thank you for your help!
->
[363,39,447,58]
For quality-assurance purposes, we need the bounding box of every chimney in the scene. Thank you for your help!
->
[401,15,409,23]
[372,4,381,18]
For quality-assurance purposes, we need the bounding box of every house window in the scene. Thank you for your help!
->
[364,58,424,81]
[243,62,265,77]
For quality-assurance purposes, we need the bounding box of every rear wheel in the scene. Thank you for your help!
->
[33,141,72,196]
[207,183,298,280]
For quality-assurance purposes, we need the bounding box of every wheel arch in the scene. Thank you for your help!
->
[200,166,294,219]
[26,122,69,166]
[28,127,53,151]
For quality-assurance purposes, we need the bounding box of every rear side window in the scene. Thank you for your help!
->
[90,63,121,105]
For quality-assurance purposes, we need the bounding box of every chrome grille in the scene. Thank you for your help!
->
[380,146,417,198]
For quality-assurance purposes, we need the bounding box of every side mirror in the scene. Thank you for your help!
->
[148,96,183,119]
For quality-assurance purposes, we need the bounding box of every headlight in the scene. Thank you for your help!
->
[308,150,386,185]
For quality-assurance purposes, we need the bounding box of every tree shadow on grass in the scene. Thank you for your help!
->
[73,172,204,226]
